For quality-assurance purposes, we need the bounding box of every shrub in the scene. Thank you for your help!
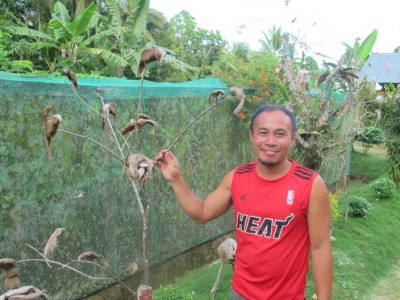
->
[348,196,371,217]
[354,126,384,153]
[372,178,396,200]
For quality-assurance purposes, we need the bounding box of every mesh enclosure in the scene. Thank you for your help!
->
[0,72,253,299]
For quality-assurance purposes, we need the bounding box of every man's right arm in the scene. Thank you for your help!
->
[155,150,233,224]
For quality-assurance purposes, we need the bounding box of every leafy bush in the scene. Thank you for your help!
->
[372,178,396,200]
[355,127,384,153]
[348,196,371,217]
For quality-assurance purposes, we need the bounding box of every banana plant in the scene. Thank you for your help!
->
[90,0,154,77]
[8,1,105,71]
[342,29,378,66]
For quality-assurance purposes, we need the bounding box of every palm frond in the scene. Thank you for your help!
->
[84,29,115,45]
[69,3,97,37]
[126,0,149,46]
[9,26,57,42]
[147,8,166,27]
[52,1,71,27]
[10,41,58,55]
[105,0,123,28]
[90,48,129,67]
[49,19,72,42]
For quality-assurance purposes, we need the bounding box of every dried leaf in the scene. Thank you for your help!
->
[323,62,337,68]
[317,72,329,86]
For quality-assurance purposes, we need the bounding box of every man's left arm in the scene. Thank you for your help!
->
[308,175,333,300]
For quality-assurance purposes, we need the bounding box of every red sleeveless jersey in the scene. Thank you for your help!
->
[231,160,318,300]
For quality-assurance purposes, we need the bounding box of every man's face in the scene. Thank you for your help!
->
[250,110,295,167]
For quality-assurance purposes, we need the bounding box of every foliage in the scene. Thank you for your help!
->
[0,23,13,70]
[259,25,283,55]
[9,60,35,73]
[329,193,341,220]
[354,126,384,153]
[348,196,371,217]
[278,30,377,172]
[371,178,396,200]
[4,0,156,77]
[356,30,378,62]
[342,30,378,67]
[92,0,152,78]
[231,42,250,60]
[357,80,381,127]
[380,83,400,182]
[148,10,227,81]
[211,51,282,122]
[7,1,101,72]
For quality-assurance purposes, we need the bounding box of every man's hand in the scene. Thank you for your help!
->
[155,150,183,183]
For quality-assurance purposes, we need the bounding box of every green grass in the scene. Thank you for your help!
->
[153,147,400,300]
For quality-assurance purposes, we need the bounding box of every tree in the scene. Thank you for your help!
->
[91,0,160,78]
[259,25,283,55]
[280,31,377,175]
[232,42,250,61]
[380,84,400,182]
[8,1,101,72]
[149,10,227,81]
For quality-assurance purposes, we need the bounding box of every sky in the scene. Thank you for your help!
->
[150,0,400,61]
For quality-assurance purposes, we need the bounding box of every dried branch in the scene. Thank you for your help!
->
[58,129,122,160]
[23,245,114,281]
[94,90,124,151]
[65,80,104,117]
[167,99,228,151]
[70,260,136,296]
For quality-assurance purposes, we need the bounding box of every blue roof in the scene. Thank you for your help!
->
[359,53,400,83]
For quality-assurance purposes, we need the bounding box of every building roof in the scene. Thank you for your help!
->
[359,53,400,83]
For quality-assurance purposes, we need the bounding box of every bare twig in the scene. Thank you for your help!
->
[167,99,228,152]
[65,80,104,117]
[22,244,114,281]
[94,91,124,151]
[58,129,122,160]
[125,69,148,159]
[70,260,136,296]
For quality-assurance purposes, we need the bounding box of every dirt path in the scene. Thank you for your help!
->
[367,262,400,299]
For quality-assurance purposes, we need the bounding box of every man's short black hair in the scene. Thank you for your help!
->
[250,104,297,133]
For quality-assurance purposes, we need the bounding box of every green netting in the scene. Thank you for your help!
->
[0,71,228,99]
[0,72,253,299]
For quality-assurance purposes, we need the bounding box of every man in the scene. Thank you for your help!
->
[155,104,332,300]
